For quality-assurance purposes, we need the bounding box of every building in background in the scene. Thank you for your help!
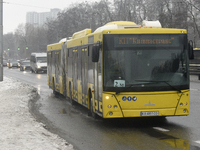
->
[26,8,61,27]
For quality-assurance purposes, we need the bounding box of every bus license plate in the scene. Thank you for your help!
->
[141,111,159,116]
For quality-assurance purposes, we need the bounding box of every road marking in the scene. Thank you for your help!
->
[153,127,169,132]
[191,88,200,91]
[195,141,200,144]
[191,88,198,91]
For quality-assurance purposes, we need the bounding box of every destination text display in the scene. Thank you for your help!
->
[114,35,180,47]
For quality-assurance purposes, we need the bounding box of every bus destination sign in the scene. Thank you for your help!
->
[114,35,179,48]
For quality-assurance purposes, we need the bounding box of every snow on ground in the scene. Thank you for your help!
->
[0,77,74,150]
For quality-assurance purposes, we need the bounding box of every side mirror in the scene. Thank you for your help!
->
[188,40,194,60]
[92,45,100,62]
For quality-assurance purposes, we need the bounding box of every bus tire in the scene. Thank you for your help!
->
[90,94,97,119]
[53,80,59,97]
[69,85,75,105]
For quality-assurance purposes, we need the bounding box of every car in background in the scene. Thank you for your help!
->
[7,59,18,68]
[30,53,47,73]
[7,59,10,67]
[18,59,25,68]
[3,59,7,66]
[20,60,31,71]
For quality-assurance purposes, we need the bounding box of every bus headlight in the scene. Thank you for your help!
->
[183,109,186,113]
[108,105,112,108]
[37,66,41,68]
[105,96,109,100]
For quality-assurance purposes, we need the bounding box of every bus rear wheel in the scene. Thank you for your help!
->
[69,86,75,105]
[53,80,59,97]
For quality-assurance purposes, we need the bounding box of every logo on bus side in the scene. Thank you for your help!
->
[122,96,137,101]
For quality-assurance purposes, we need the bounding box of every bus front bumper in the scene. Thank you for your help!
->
[103,108,189,118]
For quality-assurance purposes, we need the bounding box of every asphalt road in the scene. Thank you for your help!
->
[4,67,200,150]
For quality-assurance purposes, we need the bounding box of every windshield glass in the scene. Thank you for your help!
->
[37,57,46,63]
[103,34,189,92]
[22,61,30,65]
[11,60,18,63]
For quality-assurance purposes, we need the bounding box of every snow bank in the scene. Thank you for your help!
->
[0,77,74,150]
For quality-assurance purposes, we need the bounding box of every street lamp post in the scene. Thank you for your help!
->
[0,0,3,81]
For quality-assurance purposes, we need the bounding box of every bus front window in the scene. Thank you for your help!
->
[105,50,125,87]
[103,48,189,92]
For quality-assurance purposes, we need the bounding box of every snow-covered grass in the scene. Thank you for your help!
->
[0,77,74,150]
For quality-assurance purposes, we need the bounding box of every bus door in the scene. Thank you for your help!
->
[81,47,88,106]
[55,51,61,91]
[94,48,102,113]
[77,47,82,104]
[72,49,78,101]
[62,43,67,96]
[47,52,52,87]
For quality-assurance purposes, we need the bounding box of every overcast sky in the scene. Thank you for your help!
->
[3,0,93,34]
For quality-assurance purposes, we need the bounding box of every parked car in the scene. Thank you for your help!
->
[7,59,18,68]
[20,60,31,71]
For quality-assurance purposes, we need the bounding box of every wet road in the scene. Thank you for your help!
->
[4,67,200,150]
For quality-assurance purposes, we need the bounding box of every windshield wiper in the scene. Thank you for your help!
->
[116,80,181,95]
[135,80,181,93]
[115,82,152,95]
[116,84,135,95]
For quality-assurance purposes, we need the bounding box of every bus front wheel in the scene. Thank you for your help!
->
[90,95,97,119]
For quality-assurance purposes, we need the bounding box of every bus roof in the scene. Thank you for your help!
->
[94,21,139,33]
[93,20,186,34]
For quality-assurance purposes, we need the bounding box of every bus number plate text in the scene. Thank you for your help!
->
[141,111,159,116]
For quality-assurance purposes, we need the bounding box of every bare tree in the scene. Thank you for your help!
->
[181,0,200,47]
[4,0,200,57]
[3,33,16,59]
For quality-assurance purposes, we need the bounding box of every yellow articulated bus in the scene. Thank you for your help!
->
[47,20,194,119]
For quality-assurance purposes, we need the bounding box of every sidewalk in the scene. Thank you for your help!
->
[0,77,74,150]
[190,75,200,82]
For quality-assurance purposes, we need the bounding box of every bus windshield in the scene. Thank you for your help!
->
[103,34,189,92]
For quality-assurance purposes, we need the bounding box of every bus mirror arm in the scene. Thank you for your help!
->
[188,40,194,60]
[92,45,100,62]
